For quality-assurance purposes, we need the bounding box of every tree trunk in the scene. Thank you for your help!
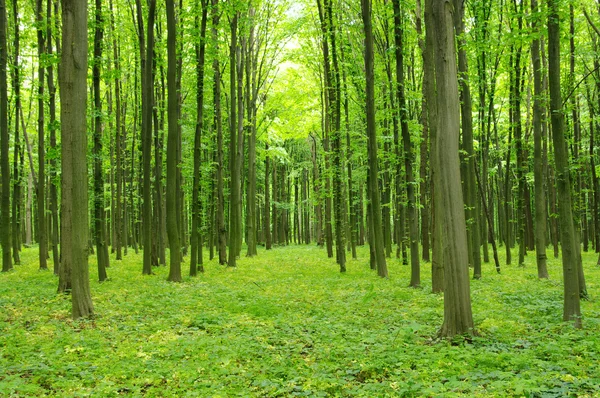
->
[0,0,11,273]
[361,0,387,277]
[547,0,582,328]
[228,12,239,267]
[190,0,208,275]
[60,0,94,318]
[37,0,47,270]
[393,0,420,286]
[47,0,59,275]
[453,0,481,279]
[166,0,182,282]
[109,0,123,261]
[93,0,110,282]
[531,0,549,279]
[10,0,20,267]
[430,0,474,337]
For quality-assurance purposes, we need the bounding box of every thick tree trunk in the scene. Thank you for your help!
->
[60,0,94,318]
[430,0,474,337]
[47,0,59,274]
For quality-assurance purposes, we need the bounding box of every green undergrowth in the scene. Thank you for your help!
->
[1,244,600,397]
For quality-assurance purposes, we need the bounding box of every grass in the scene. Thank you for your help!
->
[1,243,600,397]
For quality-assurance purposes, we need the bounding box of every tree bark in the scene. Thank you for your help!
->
[454,0,481,278]
[166,0,182,281]
[431,0,474,337]
[361,0,387,277]
[47,0,59,275]
[60,0,94,318]
[228,12,239,267]
[94,0,110,281]
[0,0,11,273]
[37,0,48,270]
[393,0,420,286]
[190,0,208,275]
[531,0,549,279]
[547,0,582,328]
[10,0,20,267]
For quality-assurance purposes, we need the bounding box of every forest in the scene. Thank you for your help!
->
[1,0,600,396]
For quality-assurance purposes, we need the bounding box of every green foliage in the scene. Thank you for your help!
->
[2,246,600,396]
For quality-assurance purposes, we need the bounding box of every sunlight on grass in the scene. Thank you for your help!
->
[1,244,600,396]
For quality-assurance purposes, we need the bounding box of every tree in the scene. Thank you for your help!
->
[212,0,227,265]
[531,0,549,279]
[93,0,109,282]
[60,0,94,319]
[10,0,20,267]
[392,0,420,286]
[190,0,208,275]
[166,0,182,282]
[430,0,474,337]
[228,10,240,268]
[0,0,11,273]
[37,0,48,270]
[361,0,387,278]
[136,0,157,275]
[547,0,581,328]
[47,0,60,274]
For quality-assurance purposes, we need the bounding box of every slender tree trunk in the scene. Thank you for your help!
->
[236,28,245,258]
[190,0,208,274]
[324,0,346,271]
[60,0,94,318]
[454,0,481,278]
[265,147,272,250]
[0,0,11,273]
[393,0,420,286]
[166,0,182,281]
[46,0,60,274]
[531,0,548,278]
[109,0,123,261]
[416,0,430,263]
[245,9,258,257]
[10,0,20,267]
[37,0,47,270]
[210,0,226,264]
[361,0,387,277]
[548,0,582,328]
[228,12,239,267]
[422,0,442,291]
[136,0,156,275]
[93,0,109,281]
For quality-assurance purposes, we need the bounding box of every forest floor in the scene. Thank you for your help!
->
[1,244,600,397]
